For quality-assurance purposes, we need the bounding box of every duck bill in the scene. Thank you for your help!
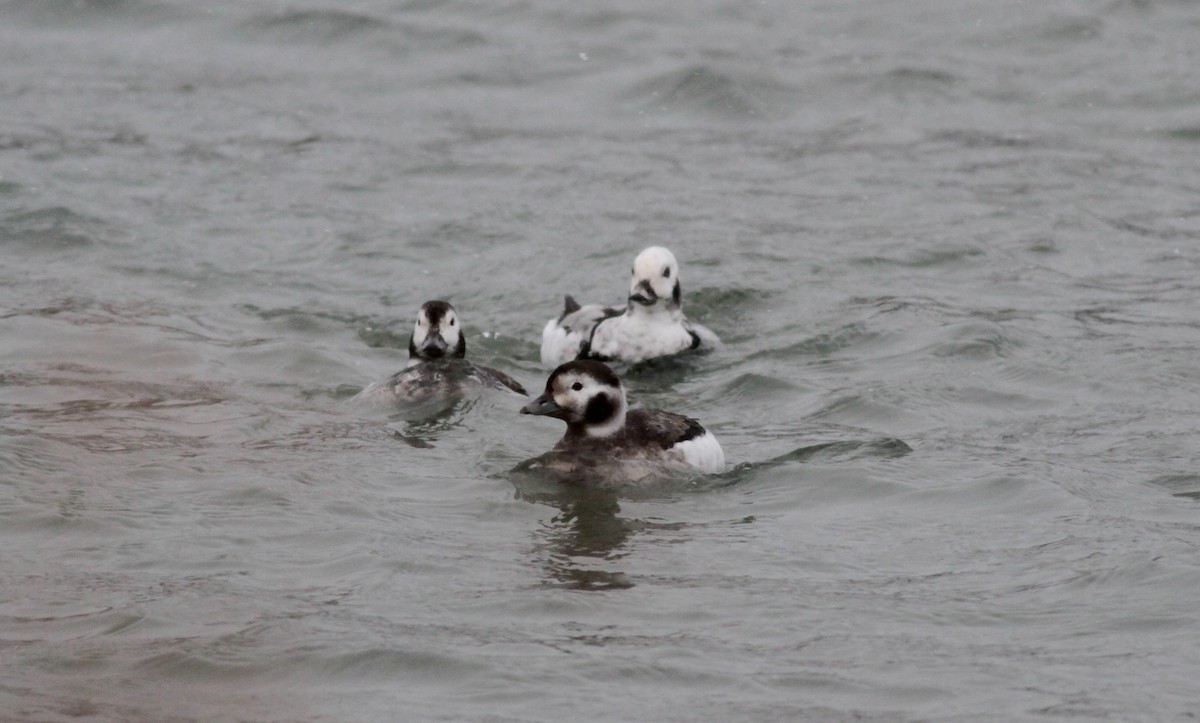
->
[521,393,566,419]
[420,332,449,358]
[628,280,658,306]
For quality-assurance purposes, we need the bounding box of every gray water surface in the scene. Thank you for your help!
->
[3,1,1200,720]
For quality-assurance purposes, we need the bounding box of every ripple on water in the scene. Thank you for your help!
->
[620,64,794,121]
[850,244,986,268]
[238,9,391,43]
[237,8,489,55]
[1147,474,1200,501]
[806,392,914,428]
[863,66,964,104]
[718,372,804,403]
[1,0,185,27]
[750,322,878,361]
[0,206,107,251]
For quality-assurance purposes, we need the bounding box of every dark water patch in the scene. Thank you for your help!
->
[315,647,492,681]
[0,0,185,27]
[405,219,520,251]
[236,304,364,336]
[540,6,650,30]
[239,9,489,58]
[621,65,792,121]
[925,129,1042,150]
[0,207,110,251]
[873,67,960,100]
[0,297,243,353]
[847,295,953,316]
[135,647,271,683]
[927,320,1018,360]
[722,438,912,485]
[719,373,802,403]
[239,9,391,44]
[1161,126,1200,142]
[545,567,634,591]
[453,66,571,88]
[0,295,95,321]
[684,286,771,335]
[1147,474,1200,501]
[851,244,985,268]
[355,317,410,349]
[884,67,958,85]
[806,393,912,427]
[772,438,912,464]
[10,393,227,421]
[611,352,716,390]
[242,419,392,454]
[397,160,518,177]
[1074,306,1200,331]
[1092,214,1200,242]
[750,322,877,360]
[0,369,235,461]
[1,370,229,414]
[395,23,489,53]
[1026,237,1059,254]
[1030,14,1104,43]
[968,14,1104,55]
[14,424,213,457]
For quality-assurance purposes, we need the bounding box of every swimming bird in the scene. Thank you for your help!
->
[518,360,725,482]
[354,300,527,404]
[539,246,719,368]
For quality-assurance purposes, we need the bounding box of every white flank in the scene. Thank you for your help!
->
[540,302,622,368]
[670,430,725,473]
[589,314,696,363]
[686,321,722,350]
[540,318,581,368]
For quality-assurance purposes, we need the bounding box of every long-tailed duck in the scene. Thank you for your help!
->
[517,360,725,482]
[540,246,720,368]
[354,300,527,404]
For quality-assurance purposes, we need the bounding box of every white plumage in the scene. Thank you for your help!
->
[540,246,719,368]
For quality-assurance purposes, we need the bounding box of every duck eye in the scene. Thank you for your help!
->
[449,318,455,326]
[571,382,583,391]
[663,267,670,278]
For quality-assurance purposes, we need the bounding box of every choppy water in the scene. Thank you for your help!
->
[3,0,1200,720]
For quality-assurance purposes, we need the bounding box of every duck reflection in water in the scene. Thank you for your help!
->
[512,475,692,592]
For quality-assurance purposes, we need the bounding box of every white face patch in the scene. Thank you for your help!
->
[439,309,461,349]
[553,371,627,437]
[412,308,431,347]
[413,307,462,348]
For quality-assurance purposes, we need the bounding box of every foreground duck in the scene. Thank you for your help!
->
[518,360,724,482]
[540,246,720,368]
[354,300,526,404]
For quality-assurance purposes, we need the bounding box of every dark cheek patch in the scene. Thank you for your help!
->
[584,393,616,426]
